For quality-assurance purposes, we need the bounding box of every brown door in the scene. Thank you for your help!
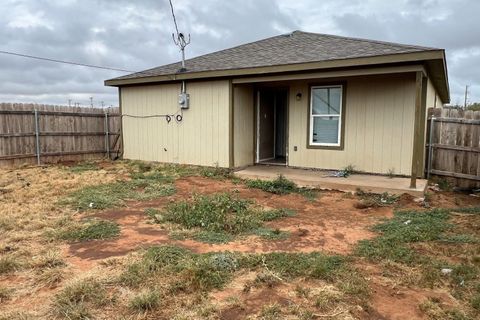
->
[258,90,275,161]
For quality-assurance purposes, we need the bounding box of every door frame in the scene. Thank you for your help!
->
[255,87,289,164]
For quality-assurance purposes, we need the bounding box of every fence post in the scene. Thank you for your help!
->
[34,109,41,165]
[426,116,435,180]
[104,111,110,159]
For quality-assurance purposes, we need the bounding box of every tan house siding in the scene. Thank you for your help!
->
[288,73,417,175]
[233,85,255,167]
[426,76,443,108]
[121,80,230,167]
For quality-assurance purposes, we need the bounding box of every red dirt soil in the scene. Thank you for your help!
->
[56,176,480,319]
[65,177,396,265]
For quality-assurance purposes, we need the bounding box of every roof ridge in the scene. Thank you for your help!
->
[294,30,439,51]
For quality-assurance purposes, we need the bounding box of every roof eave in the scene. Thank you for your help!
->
[105,50,446,88]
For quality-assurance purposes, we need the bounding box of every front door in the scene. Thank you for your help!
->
[257,90,275,161]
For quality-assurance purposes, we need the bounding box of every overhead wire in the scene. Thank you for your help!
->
[0,0,189,123]
[0,50,137,73]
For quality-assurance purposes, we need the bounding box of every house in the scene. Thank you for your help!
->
[105,31,449,188]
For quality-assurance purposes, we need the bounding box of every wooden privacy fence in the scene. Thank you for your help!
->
[426,108,480,189]
[0,103,122,167]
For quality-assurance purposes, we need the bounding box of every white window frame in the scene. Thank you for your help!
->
[309,85,343,147]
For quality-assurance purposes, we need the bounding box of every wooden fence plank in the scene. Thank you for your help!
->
[427,108,480,188]
[0,103,121,166]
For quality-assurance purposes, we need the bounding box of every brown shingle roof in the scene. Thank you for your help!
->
[112,30,438,81]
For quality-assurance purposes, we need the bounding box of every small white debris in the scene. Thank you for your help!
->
[441,268,452,275]
[404,220,412,225]
[428,184,441,192]
[380,198,387,203]
[414,197,425,203]
[88,202,94,208]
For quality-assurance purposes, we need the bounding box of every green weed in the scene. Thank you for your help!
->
[200,165,231,179]
[0,256,21,275]
[192,231,234,244]
[144,208,163,223]
[66,161,99,173]
[260,303,282,319]
[452,207,480,215]
[161,193,295,243]
[57,219,120,242]
[52,278,108,319]
[356,190,399,207]
[339,164,356,177]
[260,208,295,221]
[60,170,175,211]
[253,227,289,240]
[246,175,317,199]
[162,193,259,234]
[240,252,345,280]
[129,289,161,312]
[472,294,480,310]
[387,168,395,178]
[245,175,297,195]
[356,208,450,264]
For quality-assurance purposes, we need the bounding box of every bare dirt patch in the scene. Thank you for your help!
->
[65,176,394,263]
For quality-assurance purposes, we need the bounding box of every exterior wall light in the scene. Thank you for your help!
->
[296,92,302,101]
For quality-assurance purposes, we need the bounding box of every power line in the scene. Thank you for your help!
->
[0,50,136,73]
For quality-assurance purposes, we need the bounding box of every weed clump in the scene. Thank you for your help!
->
[129,289,161,312]
[52,278,109,319]
[60,170,175,211]
[66,161,99,173]
[160,193,294,243]
[163,193,258,234]
[57,219,120,242]
[0,256,21,275]
[200,165,231,179]
[355,189,399,208]
[356,208,451,264]
[246,175,317,199]
[246,175,297,195]
[119,246,239,292]
[240,252,345,280]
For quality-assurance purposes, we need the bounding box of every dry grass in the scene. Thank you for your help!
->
[0,160,478,319]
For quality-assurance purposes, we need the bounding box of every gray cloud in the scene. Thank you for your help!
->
[0,0,478,106]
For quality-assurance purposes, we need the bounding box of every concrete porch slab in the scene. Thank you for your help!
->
[234,165,427,197]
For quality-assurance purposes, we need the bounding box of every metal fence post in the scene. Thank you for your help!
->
[104,111,110,159]
[34,109,41,165]
[427,116,435,180]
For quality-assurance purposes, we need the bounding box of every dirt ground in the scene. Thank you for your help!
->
[68,176,390,262]
[0,160,479,319]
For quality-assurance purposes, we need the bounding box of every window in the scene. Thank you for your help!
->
[309,85,343,147]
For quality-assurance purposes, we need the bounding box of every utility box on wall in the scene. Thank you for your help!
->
[178,93,190,109]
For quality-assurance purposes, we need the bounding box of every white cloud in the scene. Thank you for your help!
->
[7,10,53,30]
[84,40,109,57]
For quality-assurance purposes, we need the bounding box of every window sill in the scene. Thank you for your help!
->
[306,144,344,150]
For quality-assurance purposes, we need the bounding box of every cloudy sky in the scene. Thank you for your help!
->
[0,0,478,107]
